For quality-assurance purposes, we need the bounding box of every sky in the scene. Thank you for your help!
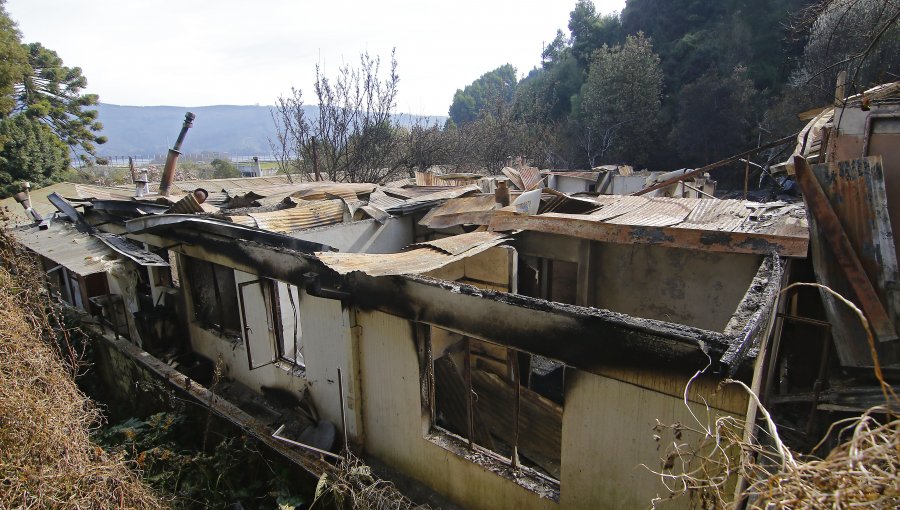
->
[6,0,626,116]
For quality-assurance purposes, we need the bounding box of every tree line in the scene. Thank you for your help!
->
[273,0,898,185]
[448,0,899,174]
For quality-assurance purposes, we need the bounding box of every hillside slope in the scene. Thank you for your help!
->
[95,104,445,157]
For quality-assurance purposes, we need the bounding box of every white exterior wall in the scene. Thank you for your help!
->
[554,176,593,194]
[356,309,557,510]
[353,309,749,510]
[181,262,306,394]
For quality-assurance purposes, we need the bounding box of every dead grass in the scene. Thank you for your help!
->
[311,453,429,510]
[649,282,900,509]
[0,225,165,509]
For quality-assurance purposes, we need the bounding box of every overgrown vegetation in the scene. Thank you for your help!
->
[95,413,304,510]
[650,283,899,508]
[0,223,164,509]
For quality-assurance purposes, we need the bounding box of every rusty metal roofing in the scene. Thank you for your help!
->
[589,195,654,221]
[368,190,408,210]
[173,176,293,193]
[253,183,377,208]
[504,166,547,190]
[518,167,544,191]
[11,221,116,276]
[316,231,508,276]
[227,199,347,233]
[415,172,482,187]
[605,197,701,227]
[409,231,504,255]
[419,195,499,228]
[487,195,809,256]
[675,199,751,231]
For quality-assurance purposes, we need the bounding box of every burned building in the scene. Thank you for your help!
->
[3,167,808,509]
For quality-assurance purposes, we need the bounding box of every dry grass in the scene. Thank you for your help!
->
[650,282,899,509]
[311,453,429,510]
[0,225,165,509]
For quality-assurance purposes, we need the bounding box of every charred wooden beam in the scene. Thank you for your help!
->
[489,213,807,258]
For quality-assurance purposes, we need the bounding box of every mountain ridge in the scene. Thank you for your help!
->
[94,103,445,157]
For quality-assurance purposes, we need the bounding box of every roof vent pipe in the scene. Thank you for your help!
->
[13,182,43,223]
[134,169,149,198]
[159,112,195,196]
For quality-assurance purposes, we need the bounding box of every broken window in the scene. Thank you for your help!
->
[425,325,564,483]
[184,257,240,334]
[273,281,304,367]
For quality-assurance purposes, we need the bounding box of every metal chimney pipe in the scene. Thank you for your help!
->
[13,182,43,222]
[159,112,196,196]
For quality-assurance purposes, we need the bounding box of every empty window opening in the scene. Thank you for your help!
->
[184,257,240,334]
[273,281,304,367]
[519,256,577,305]
[427,326,564,482]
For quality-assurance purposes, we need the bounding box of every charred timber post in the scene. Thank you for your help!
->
[633,133,797,196]
[793,155,898,342]
[159,112,196,196]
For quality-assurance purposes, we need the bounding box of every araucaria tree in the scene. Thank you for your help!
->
[271,51,403,183]
[0,0,105,196]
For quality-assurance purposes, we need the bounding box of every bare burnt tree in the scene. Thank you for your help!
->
[790,0,900,100]
[270,50,404,183]
[396,119,454,175]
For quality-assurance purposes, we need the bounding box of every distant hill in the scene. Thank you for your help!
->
[94,104,445,158]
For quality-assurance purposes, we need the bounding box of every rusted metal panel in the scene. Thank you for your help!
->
[410,232,506,256]
[803,156,900,366]
[235,199,347,233]
[317,232,507,276]
[501,167,526,190]
[418,196,499,228]
[489,212,808,257]
[589,195,651,221]
[605,197,700,227]
[415,172,482,187]
[795,156,898,357]
[518,167,544,191]
[674,199,750,232]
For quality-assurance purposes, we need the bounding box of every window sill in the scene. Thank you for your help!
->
[275,360,306,378]
[424,429,559,502]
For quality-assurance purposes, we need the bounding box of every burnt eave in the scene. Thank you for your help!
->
[123,215,769,376]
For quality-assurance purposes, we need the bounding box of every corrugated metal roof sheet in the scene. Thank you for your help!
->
[252,183,376,208]
[317,231,507,276]
[415,172,482,187]
[368,190,408,210]
[409,231,503,255]
[419,195,499,228]
[605,197,700,227]
[173,176,293,193]
[674,199,751,231]
[589,195,652,221]
[518,167,545,191]
[11,221,116,276]
[228,199,347,233]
